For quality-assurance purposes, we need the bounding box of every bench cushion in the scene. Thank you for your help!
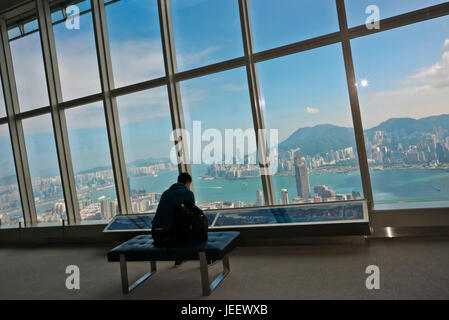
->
[108,231,240,262]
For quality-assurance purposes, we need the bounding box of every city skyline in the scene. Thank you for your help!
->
[2,111,449,225]
[1,112,449,180]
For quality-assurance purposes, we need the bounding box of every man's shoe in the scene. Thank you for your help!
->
[174,260,185,268]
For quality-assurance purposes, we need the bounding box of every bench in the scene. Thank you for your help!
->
[107,231,240,296]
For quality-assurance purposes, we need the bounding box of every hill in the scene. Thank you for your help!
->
[278,114,449,157]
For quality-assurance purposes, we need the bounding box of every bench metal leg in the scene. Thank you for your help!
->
[119,254,157,294]
[199,252,230,296]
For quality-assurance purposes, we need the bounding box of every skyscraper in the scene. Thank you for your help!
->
[294,153,311,199]
[101,198,112,220]
[281,189,289,205]
[256,189,263,206]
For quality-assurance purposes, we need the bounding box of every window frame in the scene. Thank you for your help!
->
[0,0,448,229]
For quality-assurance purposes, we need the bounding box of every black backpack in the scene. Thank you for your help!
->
[173,200,208,244]
[152,200,208,247]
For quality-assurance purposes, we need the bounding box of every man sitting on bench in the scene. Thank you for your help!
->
[152,172,206,267]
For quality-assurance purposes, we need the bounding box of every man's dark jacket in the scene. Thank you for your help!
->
[152,183,195,229]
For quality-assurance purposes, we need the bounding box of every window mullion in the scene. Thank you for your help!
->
[36,0,80,225]
[336,0,374,216]
[238,0,275,206]
[91,0,132,215]
[0,19,37,227]
[158,0,192,179]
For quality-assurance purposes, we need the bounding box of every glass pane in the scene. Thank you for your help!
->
[258,44,364,206]
[75,0,91,12]
[10,32,49,111]
[65,103,118,221]
[23,115,66,224]
[345,0,448,27]
[116,87,178,213]
[51,10,64,23]
[105,0,164,88]
[249,0,339,52]
[54,9,101,101]
[171,0,243,71]
[23,20,38,34]
[8,27,21,40]
[180,68,264,209]
[0,125,23,227]
[351,16,449,209]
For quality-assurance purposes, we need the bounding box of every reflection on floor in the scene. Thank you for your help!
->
[0,236,448,300]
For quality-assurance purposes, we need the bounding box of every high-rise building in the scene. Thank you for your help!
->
[294,153,310,199]
[281,189,289,205]
[314,185,336,201]
[101,198,112,220]
[256,190,263,206]
[53,202,66,219]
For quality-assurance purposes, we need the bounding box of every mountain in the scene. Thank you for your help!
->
[279,124,356,157]
[128,157,171,168]
[278,114,449,157]
[365,114,449,137]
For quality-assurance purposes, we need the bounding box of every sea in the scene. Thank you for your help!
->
[94,167,449,207]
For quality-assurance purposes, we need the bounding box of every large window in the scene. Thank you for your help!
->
[249,0,339,52]
[257,44,364,206]
[3,0,449,230]
[345,0,449,27]
[53,2,101,101]
[0,125,22,227]
[10,25,49,111]
[116,87,177,213]
[352,15,449,209]
[65,103,118,221]
[22,115,66,224]
[105,0,164,88]
[180,68,264,209]
[171,0,243,71]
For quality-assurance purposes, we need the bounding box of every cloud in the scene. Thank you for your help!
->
[408,39,449,89]
[55,32,102,101]
[359,39,449,129]
[109,39,165,88]
[10,33,50,110]
[306,107,319,114]
[176,46,220,70]
[222,84,246,92]
[115,86,171,126]
[360,84,449,129]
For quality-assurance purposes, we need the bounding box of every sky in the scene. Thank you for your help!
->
[1,0,449,177]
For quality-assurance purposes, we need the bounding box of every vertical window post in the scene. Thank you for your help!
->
[36,0,80,225]
[238,0,275,206]
[0,19,36,227]
[91,0,132,215]
[158,0,192,179]
[336,0,374,218]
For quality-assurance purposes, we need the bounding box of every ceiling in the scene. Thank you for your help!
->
[0,0,29,14]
